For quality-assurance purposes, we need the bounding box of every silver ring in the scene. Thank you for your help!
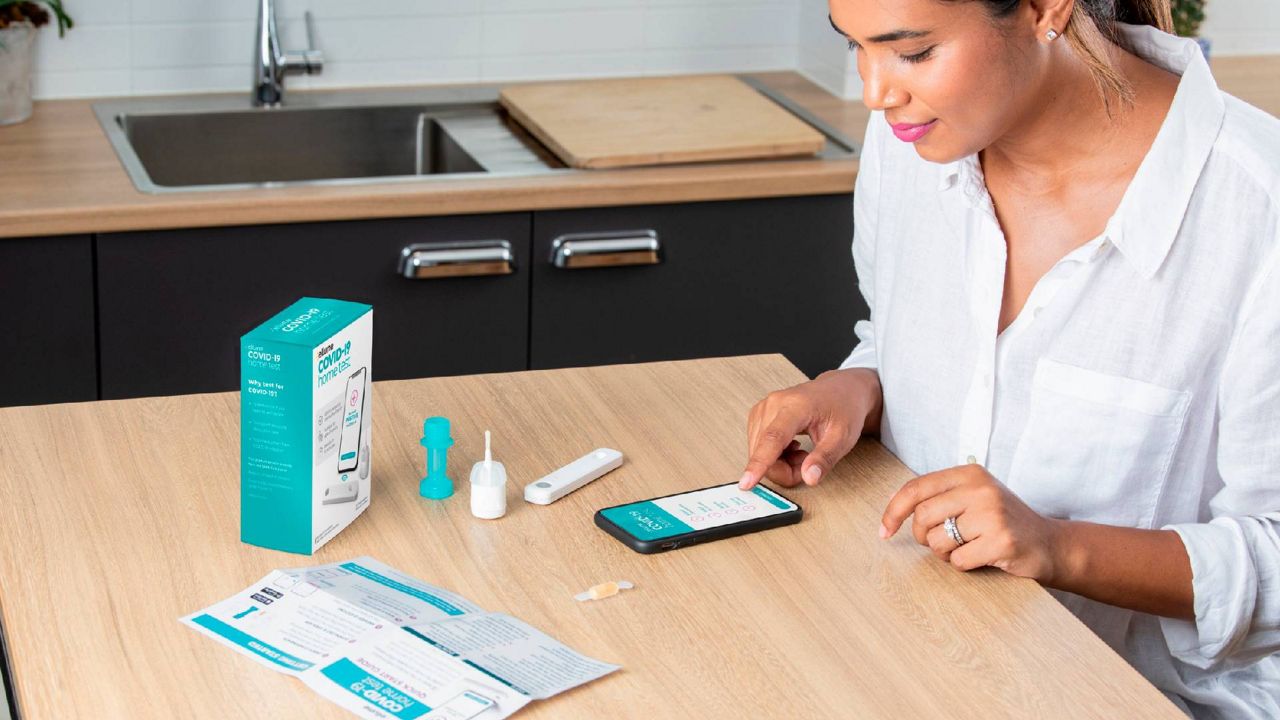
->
[944,516,966,546]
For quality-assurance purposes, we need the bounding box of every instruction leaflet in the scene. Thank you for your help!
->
[181,557,619,719]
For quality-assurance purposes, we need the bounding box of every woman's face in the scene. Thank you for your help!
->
[830,0,1042,163]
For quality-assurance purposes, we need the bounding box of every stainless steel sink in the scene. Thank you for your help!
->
[116,106,486,186]
[94,79,856,194]
[94,86,563,193]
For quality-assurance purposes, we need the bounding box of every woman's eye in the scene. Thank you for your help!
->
[847,39,860,52]
[900,46,935,63]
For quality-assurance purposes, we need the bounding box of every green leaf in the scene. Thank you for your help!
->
[0,0,75,37]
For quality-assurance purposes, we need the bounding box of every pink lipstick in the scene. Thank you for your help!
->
[890,119,937,142]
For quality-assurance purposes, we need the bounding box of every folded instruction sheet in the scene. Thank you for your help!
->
[182,556,620,719]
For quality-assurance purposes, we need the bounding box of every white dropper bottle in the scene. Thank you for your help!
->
[469,430,508,519]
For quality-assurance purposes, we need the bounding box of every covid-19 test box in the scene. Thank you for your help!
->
[240,297,373,554]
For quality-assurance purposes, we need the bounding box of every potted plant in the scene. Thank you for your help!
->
[1170,0,1210,60]
[0,1,73,126]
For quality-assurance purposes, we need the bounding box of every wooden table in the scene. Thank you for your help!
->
[0,355,1182,718]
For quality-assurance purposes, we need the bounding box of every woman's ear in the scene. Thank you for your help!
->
[1027,0,1076,44]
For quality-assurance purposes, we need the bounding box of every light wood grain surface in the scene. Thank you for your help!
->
[0,355,1181,719]
[500,75,825,169]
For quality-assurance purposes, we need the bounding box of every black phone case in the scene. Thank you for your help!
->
[594,483,803,554]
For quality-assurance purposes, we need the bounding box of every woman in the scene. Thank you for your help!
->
[739,0,1279,715]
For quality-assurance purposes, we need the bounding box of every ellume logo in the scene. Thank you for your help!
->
[316,341,352,388]
[280,307,322,333]
[627,509,667,533]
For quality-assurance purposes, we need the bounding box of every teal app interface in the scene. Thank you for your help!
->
[601,483,796,541]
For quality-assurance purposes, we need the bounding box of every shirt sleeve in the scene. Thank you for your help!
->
[1160,243,1280,670]
[839,112,883,372]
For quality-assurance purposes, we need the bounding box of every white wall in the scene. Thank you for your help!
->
[23,0,1280,101]
[31,0,801,99]
[797,0,861,99]
[1201,0,1280,56]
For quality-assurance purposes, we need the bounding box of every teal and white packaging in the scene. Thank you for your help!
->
[240,297,373,555]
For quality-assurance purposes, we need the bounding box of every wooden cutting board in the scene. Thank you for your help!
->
[499,75,826,169]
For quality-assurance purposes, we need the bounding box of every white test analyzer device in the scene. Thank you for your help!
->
[524,448,624,505]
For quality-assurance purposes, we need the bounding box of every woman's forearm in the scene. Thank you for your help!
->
[1048,520,1194,620]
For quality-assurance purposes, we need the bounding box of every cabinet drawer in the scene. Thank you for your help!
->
[530,195,864,378]
[0,235,97,407]
[98,214,530,399]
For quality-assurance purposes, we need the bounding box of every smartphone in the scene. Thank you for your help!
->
[337,366,367,474]
[595,482,802,554]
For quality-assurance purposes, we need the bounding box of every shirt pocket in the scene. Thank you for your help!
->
[1006,359,1192,529]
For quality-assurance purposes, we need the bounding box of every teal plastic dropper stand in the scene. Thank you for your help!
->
[419,416,454,499]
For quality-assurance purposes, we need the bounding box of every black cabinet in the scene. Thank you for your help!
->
[529,195,862,378]
[0,235,97,406]
[97,214,531,399]
[5,194,864,407]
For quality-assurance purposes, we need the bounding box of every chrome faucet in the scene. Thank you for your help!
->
[252,0,323,106]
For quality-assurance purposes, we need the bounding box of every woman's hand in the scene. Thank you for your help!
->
[739,368,882,491]
[880,463,1067,582]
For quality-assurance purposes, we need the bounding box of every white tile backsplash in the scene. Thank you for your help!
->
[63,0,131,26]
[481,51,646,83]
[131,23,254,69]
[644,45,796,75]
[32,69,132,98]
[128,0,264,25]
[33,24,130,72]
[644,4,797,50]
[20,0,1280,102]
[321,16,483,62]
[29,0,829,99]
[797,0,858,100]
[305,57,484,89]
[482,10,646,56]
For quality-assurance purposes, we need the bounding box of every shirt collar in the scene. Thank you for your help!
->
[937,24,1225,279]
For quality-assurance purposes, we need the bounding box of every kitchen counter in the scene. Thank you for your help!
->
[1,57,1275,240]
[0,354,1183,719]
[0,73,865,239]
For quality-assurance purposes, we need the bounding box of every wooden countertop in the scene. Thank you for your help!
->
[2,55,1273,241]
[0,73,866,240]
[0,355,1182,718]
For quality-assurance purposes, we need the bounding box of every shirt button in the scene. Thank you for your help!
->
[966,455,977,464]
[1033,306,1044,318]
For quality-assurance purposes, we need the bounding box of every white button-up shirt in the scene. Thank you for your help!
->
[841,24,1280,718]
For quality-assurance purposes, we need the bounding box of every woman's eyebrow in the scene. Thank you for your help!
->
[828,14,932,44]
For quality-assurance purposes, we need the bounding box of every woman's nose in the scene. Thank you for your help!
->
[860,58,907,111]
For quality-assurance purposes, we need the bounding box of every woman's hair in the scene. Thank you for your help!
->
[975,0,1174,109]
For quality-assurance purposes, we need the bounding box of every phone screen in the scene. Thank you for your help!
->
[599,483,798,542]
[337,367,366,473]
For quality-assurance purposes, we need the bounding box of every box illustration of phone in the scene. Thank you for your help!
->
[337,366,367,474]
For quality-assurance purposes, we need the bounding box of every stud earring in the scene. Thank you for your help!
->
[1045,28,1059,41]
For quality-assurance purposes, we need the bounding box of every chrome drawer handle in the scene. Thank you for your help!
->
[550,230,662,269]
[398,240,515,279]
